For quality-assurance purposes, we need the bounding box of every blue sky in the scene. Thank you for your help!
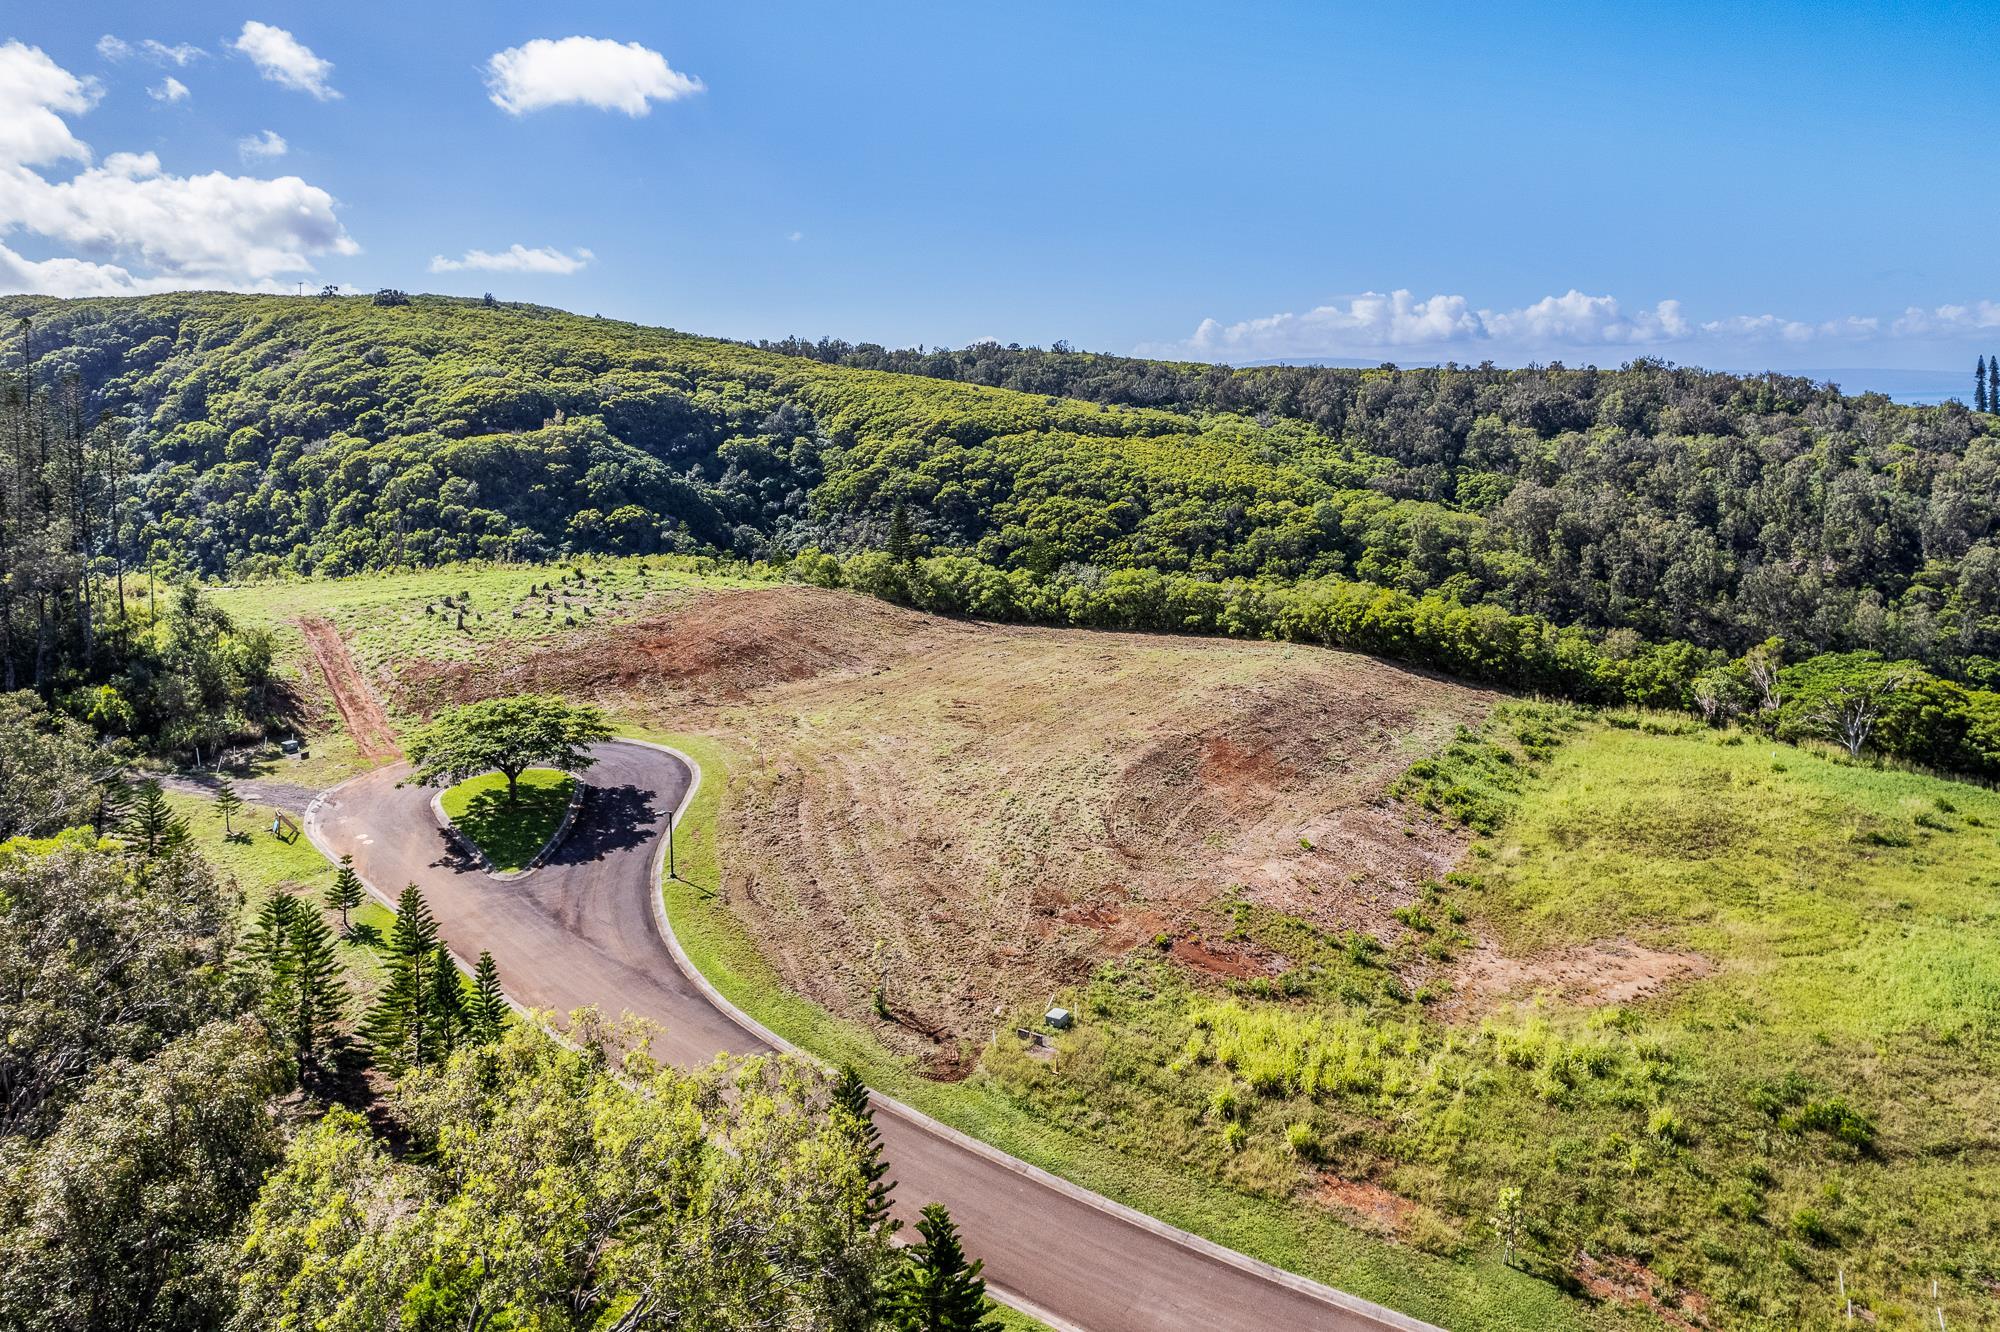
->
[2,2,1996,381]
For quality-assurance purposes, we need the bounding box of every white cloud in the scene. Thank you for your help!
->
[237,130,287,161]
[787,230,804,243]
[0,42,98,168]
[231,21,337,100]
[1891,301,2000,338]
[0,44,355,296]
[141,40,204,67]
[149,77,190,103]
[97,36,204,65]
[484,36,702,116]
[428,244,593,275]
[1160,286,1928,362]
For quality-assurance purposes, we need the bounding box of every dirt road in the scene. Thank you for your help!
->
[298,616,401,762]
[304,741,1437,1332]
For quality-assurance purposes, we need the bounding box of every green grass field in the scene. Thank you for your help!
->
[214,555,773,683]
[970,709,2000,1329]
[438,769,575,872]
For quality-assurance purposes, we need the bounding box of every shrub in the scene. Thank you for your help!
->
[1647,1105,1690,1145]
[1283,1121,1319,1159]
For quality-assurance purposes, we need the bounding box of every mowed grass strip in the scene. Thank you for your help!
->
[439,769,575,872]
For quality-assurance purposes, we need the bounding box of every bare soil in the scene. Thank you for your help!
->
[398,584,1497,1070]
[1449,939,1714,1014]
[1313,1175,1421,1236]
[300,616,401,761]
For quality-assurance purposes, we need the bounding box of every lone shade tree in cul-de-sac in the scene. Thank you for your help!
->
[403,694,612,804]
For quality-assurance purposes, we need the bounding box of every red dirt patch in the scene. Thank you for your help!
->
[1168,937,1268,979]
[299,616,400,761]
[1574,1250,1710,1329]
[1451,939,1714,1014]
[1314,1175,1420,1235]
[398,585,937,714]
[398,582,1497,1061]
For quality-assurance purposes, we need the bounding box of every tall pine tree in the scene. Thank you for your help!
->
[426,943,466,1061]
[324,853,364,934]
[1987,354,1997,412]
[128,779,188,858]
[1979,356,1989,413]
[833,1066,897,1235]
[213,775,242,837]
[361,884,449,1073]
[281,906,347,1078]
[467,950,509,1043]
[239,893,348,1082]
[883,1204,997,1332]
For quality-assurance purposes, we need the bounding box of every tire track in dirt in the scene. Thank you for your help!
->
[299,616,401,762]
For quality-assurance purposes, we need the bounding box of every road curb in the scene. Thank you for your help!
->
[617,738,1442,1332]
[302,767,534,1021]
[308,740,1442,1332]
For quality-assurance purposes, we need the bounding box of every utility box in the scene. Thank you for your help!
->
[1044,1007,1073,1031]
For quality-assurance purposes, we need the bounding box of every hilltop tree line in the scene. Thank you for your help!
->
[0,690,1000,1331]
[0,293,1993,674]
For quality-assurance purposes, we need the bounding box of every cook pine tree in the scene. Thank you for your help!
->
[883,1204,997,1332]
[360,884,463,1073]
[324,853,365,934]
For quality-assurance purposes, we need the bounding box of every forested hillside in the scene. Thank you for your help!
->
[6,292,1997,675]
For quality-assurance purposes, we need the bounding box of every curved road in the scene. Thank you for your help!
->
[306,741,1437,1332]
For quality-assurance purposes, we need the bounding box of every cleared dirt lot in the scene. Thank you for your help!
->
[402,584,1497,1069]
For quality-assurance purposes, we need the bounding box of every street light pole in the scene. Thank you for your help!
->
[667,809,675,880]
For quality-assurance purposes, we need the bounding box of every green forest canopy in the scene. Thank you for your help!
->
[6,290,1996,680]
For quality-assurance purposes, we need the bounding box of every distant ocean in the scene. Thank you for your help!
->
[1788,368,1966,405]
[1238,358,1970,407]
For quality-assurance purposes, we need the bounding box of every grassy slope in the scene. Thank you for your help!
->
[218,557,769,680]
[1469,721,2000,1326]
[227,565,1997,1324]
[621,724,1610,1332]
[439,769,573,872]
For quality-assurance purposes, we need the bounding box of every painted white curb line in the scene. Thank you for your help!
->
[303,769,534,1022]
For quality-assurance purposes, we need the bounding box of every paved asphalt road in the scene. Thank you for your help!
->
[306,740,1437,1332]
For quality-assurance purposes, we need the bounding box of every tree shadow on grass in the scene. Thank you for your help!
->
[451,781,571,871]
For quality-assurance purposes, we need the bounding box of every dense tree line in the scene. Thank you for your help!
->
[4,293,1996,687]
[1,318,280,755]
[764,334,2000,677]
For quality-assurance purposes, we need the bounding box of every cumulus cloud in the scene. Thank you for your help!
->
[0,42,98,168]
[0,43,355,296]
[484,36,702,116]
[428,244,593,275]
[1161,286,1935,362]
[237,129,287,160]
[231,21,337,99]
[149,77,190,103]
[95,35,130,62]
